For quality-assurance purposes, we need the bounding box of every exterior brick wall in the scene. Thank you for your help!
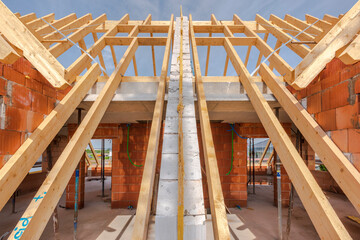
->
[289,58,360,174]
[0,58,71,169]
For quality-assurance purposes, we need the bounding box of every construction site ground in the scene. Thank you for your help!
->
[1,179,359,240]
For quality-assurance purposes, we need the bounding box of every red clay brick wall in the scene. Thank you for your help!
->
[290,58,360,173]
[0,58,71,168]
[111,123,157,208]
[198,123,248,208]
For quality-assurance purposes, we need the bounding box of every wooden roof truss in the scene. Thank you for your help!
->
[0,0,360,239]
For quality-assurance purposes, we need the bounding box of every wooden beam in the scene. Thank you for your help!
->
[132,15,173,240]
[244,45,252,67]
[284,14,323,37]
[338,34,360,64]
[268,40,281,70]
[0,34,21,64]
[26,13,55,30]
[92,32,108,76]
[189,14,230,240]
[65,14,129,83]
[233,14,294,83]
[259,140,271,167]
[269,14,316,49]
[8,39,137,240]
[253,33,269,76]
[42,14,92,46]
[89,141,100,166]
[110,45,117,67]
[256,14,310,58]
[0,64,101,212]
[36,13,77,36]
[195,37,256,46]
[323,14,340,25]
[18,12,37,23]
[144,14,157,76]
[292,1,360,89]
[205,14,219,76]
[223,37,351,239]
[0,1,68,88]
[49,14,107,58]
[223,25,234,76]
[305,14,332,32]
[260,63,360,215]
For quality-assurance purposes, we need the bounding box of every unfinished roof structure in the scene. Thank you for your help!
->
[0,0,360,239]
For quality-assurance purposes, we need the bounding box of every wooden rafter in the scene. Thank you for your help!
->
[260,63,360,215]
[42,13,92,47]
[0,1,68,88]
[132,15,174,240]
[189,14,230,240]
[256,14,310,58]
[291,1,360,89]
[223,36,351,240]
[36,13,77,36]
[0,64,101,212]
[269,14,316,49]
[65,14,129,83]
[0,34,21,64]
[9,38,138,240]
[233,14,294,83]
[49,14,107,58]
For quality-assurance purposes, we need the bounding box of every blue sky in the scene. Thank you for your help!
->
[3,0,357,76]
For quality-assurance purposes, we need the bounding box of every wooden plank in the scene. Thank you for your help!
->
[256,14,310,58]
[292,1,360,89]
[110,45,117,67]
[8,39,137,240]
[0,64,101,212]
[223,37,351,240]
[323,14,340,25]
[205,14,219,76]
[338,34,360,64]
[258,140,270,167]
[233,14,294,83]
[36,13,77,36]
[260,63,360,214]
[223,25,234,76]
[49,14,107,58]
[0,2,68,88]
[42,13,92,46]
[92,32,108,76]
[18,12,37,23]
[189,14,230,240]
[65,14,129,83]
[284,14,323,37]
[131,15,174,240]
[89,141,100,166]
[269,14,316,49]
[0,34,21,64]
[305,14,332,32]
[144,14,157,76]
[26,13,55,30]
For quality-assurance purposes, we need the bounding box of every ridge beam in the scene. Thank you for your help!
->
[190,14,230,240]
[131,15,174,240]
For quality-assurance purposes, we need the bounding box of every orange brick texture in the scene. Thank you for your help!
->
[290,58,360,173]
[197,123,247,208]
[0,58,71,169]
